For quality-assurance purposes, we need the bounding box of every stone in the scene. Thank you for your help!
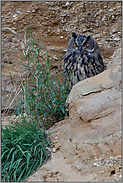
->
[55,143,61,150]
[52,148,56,153]
[88,18,95,23]
[109,9,113,12]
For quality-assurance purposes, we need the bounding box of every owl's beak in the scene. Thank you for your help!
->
[79,46,82,52]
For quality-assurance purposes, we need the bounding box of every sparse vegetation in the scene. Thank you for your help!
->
[14,26,70,128]
[1,27,70,182]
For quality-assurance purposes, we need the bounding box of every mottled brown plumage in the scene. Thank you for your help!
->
[64,32,104,89]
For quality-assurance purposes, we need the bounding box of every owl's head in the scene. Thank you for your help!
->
[67,32,100,54]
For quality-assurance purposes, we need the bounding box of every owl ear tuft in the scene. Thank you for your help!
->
[72,32,77,39]
[87,36,90,40]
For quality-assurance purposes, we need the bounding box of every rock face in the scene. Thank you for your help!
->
[66,65,121,156]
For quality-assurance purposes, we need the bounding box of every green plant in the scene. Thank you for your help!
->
[14,26,70,128]
[1,27,70,182]
[1,117,51,182]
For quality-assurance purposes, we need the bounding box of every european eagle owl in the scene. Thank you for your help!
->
[64,32,104,89]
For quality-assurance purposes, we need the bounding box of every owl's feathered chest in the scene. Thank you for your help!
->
[64,50,104,88]
[64,50,102,70]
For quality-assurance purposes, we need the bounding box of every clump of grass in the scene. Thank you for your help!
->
[1,117,51,182]
[14,26,70,128]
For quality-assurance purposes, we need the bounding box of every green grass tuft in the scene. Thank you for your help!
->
[1,118,51,182]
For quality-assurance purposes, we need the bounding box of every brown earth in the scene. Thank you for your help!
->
[1,1,122,182]
[1,1,122,111]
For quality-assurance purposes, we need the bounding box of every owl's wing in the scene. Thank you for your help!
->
[64,51,82,88]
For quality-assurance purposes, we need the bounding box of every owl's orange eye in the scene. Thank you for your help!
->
[84,42,90,46]
[73,42,77,47]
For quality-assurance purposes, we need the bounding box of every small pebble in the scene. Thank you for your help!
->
[54,136,58,140]
[13,14,17,18]
[76,165,81,171]
[52,148,56,153]
[109,9,113,12]
[93,163,100,167]
[66,2,69,6]
[57,29,60,33]
[100,171,104,174]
